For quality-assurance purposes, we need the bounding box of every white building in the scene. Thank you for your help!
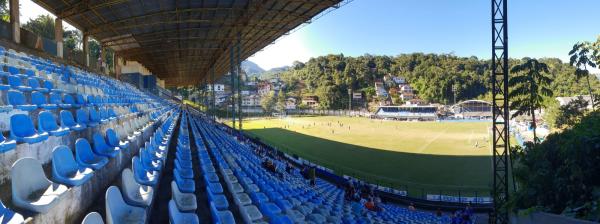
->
[285,98,297,110]
[242,95,261,107]
[556,95,594,110]
[207,84,225,92]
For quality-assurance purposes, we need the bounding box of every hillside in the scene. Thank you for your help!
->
[275,53,600,110]
[241,60,265,77]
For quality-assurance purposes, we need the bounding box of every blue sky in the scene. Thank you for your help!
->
[20,0,600,72]
[249,0,600,70]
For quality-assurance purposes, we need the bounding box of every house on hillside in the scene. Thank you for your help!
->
[393,76,406,84]
[258,82,272,95]
[405,98,426,106]
[399,84,415,101]
[286,97,297,110]
[242,94,261,107]
[302,96,319,108]
[374,81,388,97]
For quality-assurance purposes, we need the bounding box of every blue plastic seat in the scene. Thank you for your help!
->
[44,80,61,92]
[140,148,162,171]
[50,92,71,108]
[204,172,220,183]
[0,133,16,153]
[250,192,269,204]
[7,75,32,91]
[10,114,49,144]
[31,91,58,109]
[92,133,119,158]
[0,199,25,223]
[76,94,87,106]
[38,111,70,136]
[76,108,95,127]
[106,128,128,149]
[259,202,282,219]
[6,66,20,75]
[210,202,236,224]
[132,156,158,186]
[207,187,229,210]
[64,94,79,107]
[89,108,102,125]
[60,110,86,131]
[174,169,195,193]
[7,90,36,111]
[28,78,48,92]
[75,138,109,170]
[52,145,94,186]
[99,109,109,123]
[174,165,194,179]
[208,183,224,195]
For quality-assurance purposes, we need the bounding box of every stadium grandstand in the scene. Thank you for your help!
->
[449,100,492,119]
[0,0,487,224]
[373,105,438,121]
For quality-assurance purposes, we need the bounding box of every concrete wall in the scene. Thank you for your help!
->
[120,60,150,76]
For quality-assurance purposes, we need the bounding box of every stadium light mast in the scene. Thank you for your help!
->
[491,0,510,223]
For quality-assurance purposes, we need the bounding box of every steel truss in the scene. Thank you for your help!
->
[491,0,510,223]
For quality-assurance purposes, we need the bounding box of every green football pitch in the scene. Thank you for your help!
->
[230,116,493,197]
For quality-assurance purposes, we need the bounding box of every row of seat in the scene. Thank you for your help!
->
[188,109,452,224]
[81,110,178,224]
[0,106,141,152]
[168,113,200,224]
[5,89,141,112]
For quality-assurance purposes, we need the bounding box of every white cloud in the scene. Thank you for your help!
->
[247,29,313,70]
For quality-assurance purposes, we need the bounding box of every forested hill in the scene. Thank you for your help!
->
[277,53,600,109]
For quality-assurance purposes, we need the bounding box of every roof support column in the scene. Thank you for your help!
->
[55,18,63,58]
[100,46,107,74]
[229,45,236,132]
[82,33,89,67]
[115,54,121,80]
[211,67,216,121]
[9,0,20,44]
[236,32,243,132]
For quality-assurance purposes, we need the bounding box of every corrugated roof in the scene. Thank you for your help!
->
[32,0,342,86]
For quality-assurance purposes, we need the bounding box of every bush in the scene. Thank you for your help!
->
[511,111,600,221]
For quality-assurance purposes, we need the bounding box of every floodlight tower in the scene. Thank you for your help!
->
[491,0,510,223]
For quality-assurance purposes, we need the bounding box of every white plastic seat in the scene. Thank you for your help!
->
[170,181,197,212]
[105,186,146,224]
[81,212,104,224]
[11,157,68,213]
[168,200,199,224]
[121,168,154,207]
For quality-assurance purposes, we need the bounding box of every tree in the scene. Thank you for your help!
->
[511,111,600,222]
[0,0,8,22]
[554,96,589,129]
[22,14,55,39]
[509,58,553,144]
[260,91,276,114]
[569,42,598,111]
[276,91,286,112]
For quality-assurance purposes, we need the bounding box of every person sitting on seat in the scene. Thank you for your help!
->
[408,203,416,211]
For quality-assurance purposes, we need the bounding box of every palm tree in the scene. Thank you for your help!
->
[569,42,597,111]
[509,58,553,144]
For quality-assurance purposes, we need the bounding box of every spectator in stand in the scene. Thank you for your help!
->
[309,166,316,186]
[408,203,416,211]
[364,198,376,211]
[436,208,443,217]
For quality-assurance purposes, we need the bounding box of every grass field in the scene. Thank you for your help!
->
[231,116,493,197]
